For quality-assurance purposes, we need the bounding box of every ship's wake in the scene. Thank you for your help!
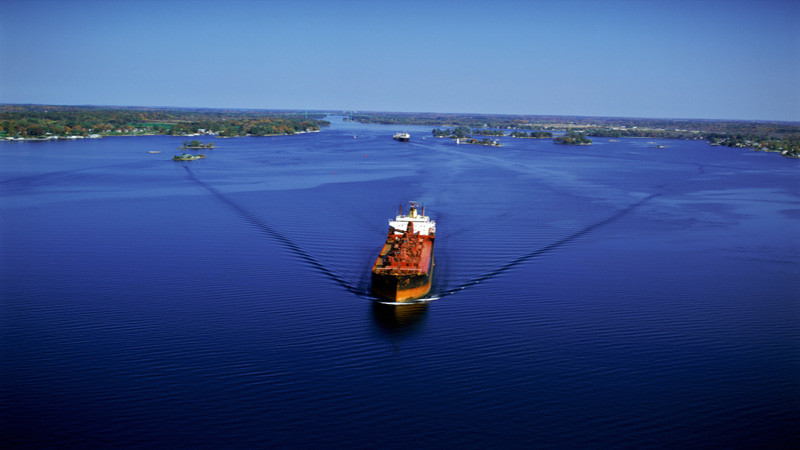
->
[183,166,369,297]
[185,165,661,302]
[434,192,662,298]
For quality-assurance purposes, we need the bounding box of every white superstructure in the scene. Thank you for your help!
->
[389,204,436,236]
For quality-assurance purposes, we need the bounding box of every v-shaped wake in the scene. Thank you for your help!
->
[184,165,660,302]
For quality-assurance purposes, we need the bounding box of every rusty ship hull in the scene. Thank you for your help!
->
[371,203,435,303]
[371,247,434,303]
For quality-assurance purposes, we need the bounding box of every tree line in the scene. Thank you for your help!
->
[510,131,553,138]
[554,131,592,145]
[0,105,329,138]
[350,111,799,156]
[432,127,472,138]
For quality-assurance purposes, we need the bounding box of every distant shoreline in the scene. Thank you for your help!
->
[1,105,796,158]
[1,128,322,142]
[0,105,329,141]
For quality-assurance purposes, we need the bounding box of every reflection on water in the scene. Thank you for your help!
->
[370,301,429,334]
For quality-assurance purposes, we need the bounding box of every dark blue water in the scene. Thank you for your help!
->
[2,118,799,448]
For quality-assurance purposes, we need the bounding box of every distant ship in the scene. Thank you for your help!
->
[371,203,435,303]
[393,132,410,142]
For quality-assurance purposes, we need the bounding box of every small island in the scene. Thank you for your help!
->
[180,139,214,149]
[173,153,206,161]
[554,131,592,145]
[456,137,502,147]
[432,127,502,146]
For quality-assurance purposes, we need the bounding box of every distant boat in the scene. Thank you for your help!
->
[393,132,410,142]
[148,151,162,154]
[173,153,206,161]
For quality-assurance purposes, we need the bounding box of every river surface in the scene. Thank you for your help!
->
[1,117,798,448]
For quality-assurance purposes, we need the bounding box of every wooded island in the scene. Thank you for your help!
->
[554,131,592,145]
[180,140,214,149]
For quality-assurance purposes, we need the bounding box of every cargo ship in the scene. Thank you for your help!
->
[393,132,410,142]
[371,203,435,303]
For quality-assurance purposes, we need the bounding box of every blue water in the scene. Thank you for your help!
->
[1,118,798,448]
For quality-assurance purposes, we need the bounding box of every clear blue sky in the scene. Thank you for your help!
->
[1,0,798,121]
